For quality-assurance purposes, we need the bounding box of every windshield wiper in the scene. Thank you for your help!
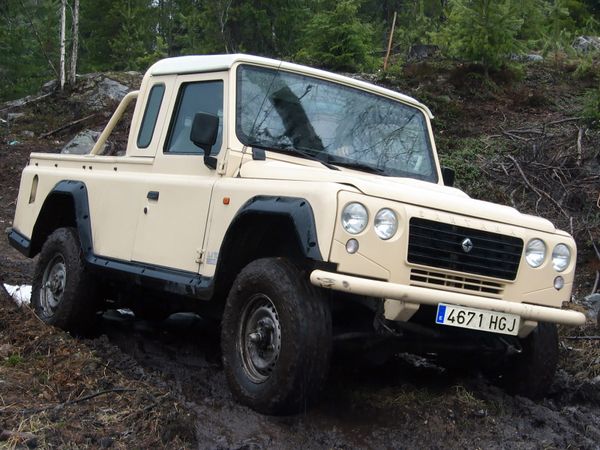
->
[327,160,385,175]
[252,143,339,171]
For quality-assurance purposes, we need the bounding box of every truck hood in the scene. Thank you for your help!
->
[239,160,556,234]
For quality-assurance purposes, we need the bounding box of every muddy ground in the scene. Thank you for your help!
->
[0,63,599,449]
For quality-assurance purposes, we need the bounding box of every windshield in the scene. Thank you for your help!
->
[236,64,437,182]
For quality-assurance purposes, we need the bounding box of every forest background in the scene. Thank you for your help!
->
[2,0,600,102]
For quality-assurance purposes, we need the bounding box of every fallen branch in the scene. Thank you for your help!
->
[65,388,136,406]
[505,128,544,135]
[0,92,53,114]
[570,216,574,237]
[565,336,600,340]
[0,429,36,443]
[39,113,98,139]
[502,130,529,141]
[546,116,584,127]
[16,388,136,415]
[506,154,569,218]
[576,126,584,166]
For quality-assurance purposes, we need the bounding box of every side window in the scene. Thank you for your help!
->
[165,80,224,154]
[137,84,165,148]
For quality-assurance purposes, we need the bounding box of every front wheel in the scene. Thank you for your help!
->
[221,258,331,414]
[486,322,559,398]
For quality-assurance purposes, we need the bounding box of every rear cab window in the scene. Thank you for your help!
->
[137,84,165,149]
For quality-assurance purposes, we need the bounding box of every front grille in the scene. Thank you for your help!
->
[410,269,504,298]
[408,218,523,281]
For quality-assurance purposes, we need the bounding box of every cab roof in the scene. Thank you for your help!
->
[147,54,433,118]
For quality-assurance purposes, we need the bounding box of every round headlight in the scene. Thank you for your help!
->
[552,244,571,272]
[341,202,368,234]
[525,238,546,268]
[374,208,398,240]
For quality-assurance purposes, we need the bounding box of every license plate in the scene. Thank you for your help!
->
[435,304,520,336]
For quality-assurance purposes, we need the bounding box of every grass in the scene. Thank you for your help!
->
[5,354,23,367]
[452,385,486,409]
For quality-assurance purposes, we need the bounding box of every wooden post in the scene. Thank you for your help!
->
[383,11,397,71]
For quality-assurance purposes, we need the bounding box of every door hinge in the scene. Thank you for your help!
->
[195,249,205,264]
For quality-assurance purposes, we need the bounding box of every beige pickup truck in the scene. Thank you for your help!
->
[8,54,585,414]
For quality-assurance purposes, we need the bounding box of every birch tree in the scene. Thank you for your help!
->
[59,0,66,89]
[69,0,79,85]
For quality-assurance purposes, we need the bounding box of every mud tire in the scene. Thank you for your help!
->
[489,323,559,399]
[221,258,331,415]
[32,227,99,335]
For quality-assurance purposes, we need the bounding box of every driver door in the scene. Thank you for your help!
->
[131,72,227,273]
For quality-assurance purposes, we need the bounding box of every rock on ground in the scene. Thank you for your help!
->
[572,36,600,53]
[87,78,130,110]
[582,293,600,322]
[61,129,101,155]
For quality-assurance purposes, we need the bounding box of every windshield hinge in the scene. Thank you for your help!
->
[195,249,205,264]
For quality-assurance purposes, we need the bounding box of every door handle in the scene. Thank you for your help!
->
[147,191,159,201]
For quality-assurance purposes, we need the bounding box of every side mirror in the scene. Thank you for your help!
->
[190,112,219,169]
[441,167,455,187]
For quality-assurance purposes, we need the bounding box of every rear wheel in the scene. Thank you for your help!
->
[486,323,559,398]
[32,227,99,335]
[221,258,331,414]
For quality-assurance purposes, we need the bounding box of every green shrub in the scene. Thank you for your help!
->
[583,84,600,127]
[296,0,375,72]
[436,0,524,73]
[439,137,504,200]
[573,55,599,80]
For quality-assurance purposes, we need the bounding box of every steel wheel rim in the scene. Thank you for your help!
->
[238,293,282,384]
[40,254,66,318]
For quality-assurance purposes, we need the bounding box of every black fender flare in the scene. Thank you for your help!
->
[31,180,93,257]
[215,195,323,273]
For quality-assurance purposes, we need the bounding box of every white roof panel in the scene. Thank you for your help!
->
[148,54,433,117]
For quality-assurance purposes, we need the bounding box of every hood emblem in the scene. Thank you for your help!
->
[461,238,473,253]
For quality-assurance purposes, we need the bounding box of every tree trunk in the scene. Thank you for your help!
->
[59,0,66,90]
[219,0,232,53]
[69,0,79,86]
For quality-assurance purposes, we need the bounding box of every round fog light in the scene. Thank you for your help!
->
[554,276,564,290]
[346,238,359,254]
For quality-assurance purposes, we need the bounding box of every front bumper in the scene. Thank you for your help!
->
[310,270,586,327]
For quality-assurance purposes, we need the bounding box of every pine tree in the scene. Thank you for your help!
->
[107,0,156,70]
[438,0,524,72]
[296,0,375,72]
[516,0,546,46]
[0,0,59,100]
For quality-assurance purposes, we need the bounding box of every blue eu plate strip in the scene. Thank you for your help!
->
[436,305,446,324]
